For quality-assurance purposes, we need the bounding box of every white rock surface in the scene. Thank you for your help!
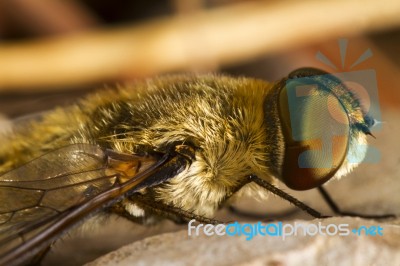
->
[86,218,400,266]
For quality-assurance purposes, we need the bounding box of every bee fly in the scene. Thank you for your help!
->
[0,68,393,265]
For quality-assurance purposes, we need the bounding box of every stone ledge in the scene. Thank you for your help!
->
[87,217,400,266]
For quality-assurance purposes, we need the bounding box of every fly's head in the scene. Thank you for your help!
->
[266,67,374,190]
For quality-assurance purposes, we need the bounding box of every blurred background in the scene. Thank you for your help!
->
[0,0,400,117]
[0,0,399,265]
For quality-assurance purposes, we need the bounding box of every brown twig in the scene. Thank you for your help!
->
[0,0,400,90]
[0,0,98,36]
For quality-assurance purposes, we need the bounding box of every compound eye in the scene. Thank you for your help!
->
[278,69,350,190]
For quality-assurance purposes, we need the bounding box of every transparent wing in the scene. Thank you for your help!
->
[0,143,165,265]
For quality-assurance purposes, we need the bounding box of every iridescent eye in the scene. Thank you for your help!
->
[278,68,350,190]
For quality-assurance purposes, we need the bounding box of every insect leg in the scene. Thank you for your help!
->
[110,194,224,225]
[133,194,223,225]
[108,202,153,224]
[317,186,395,219]
[220,178,300,220]
[249,175,325,218]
